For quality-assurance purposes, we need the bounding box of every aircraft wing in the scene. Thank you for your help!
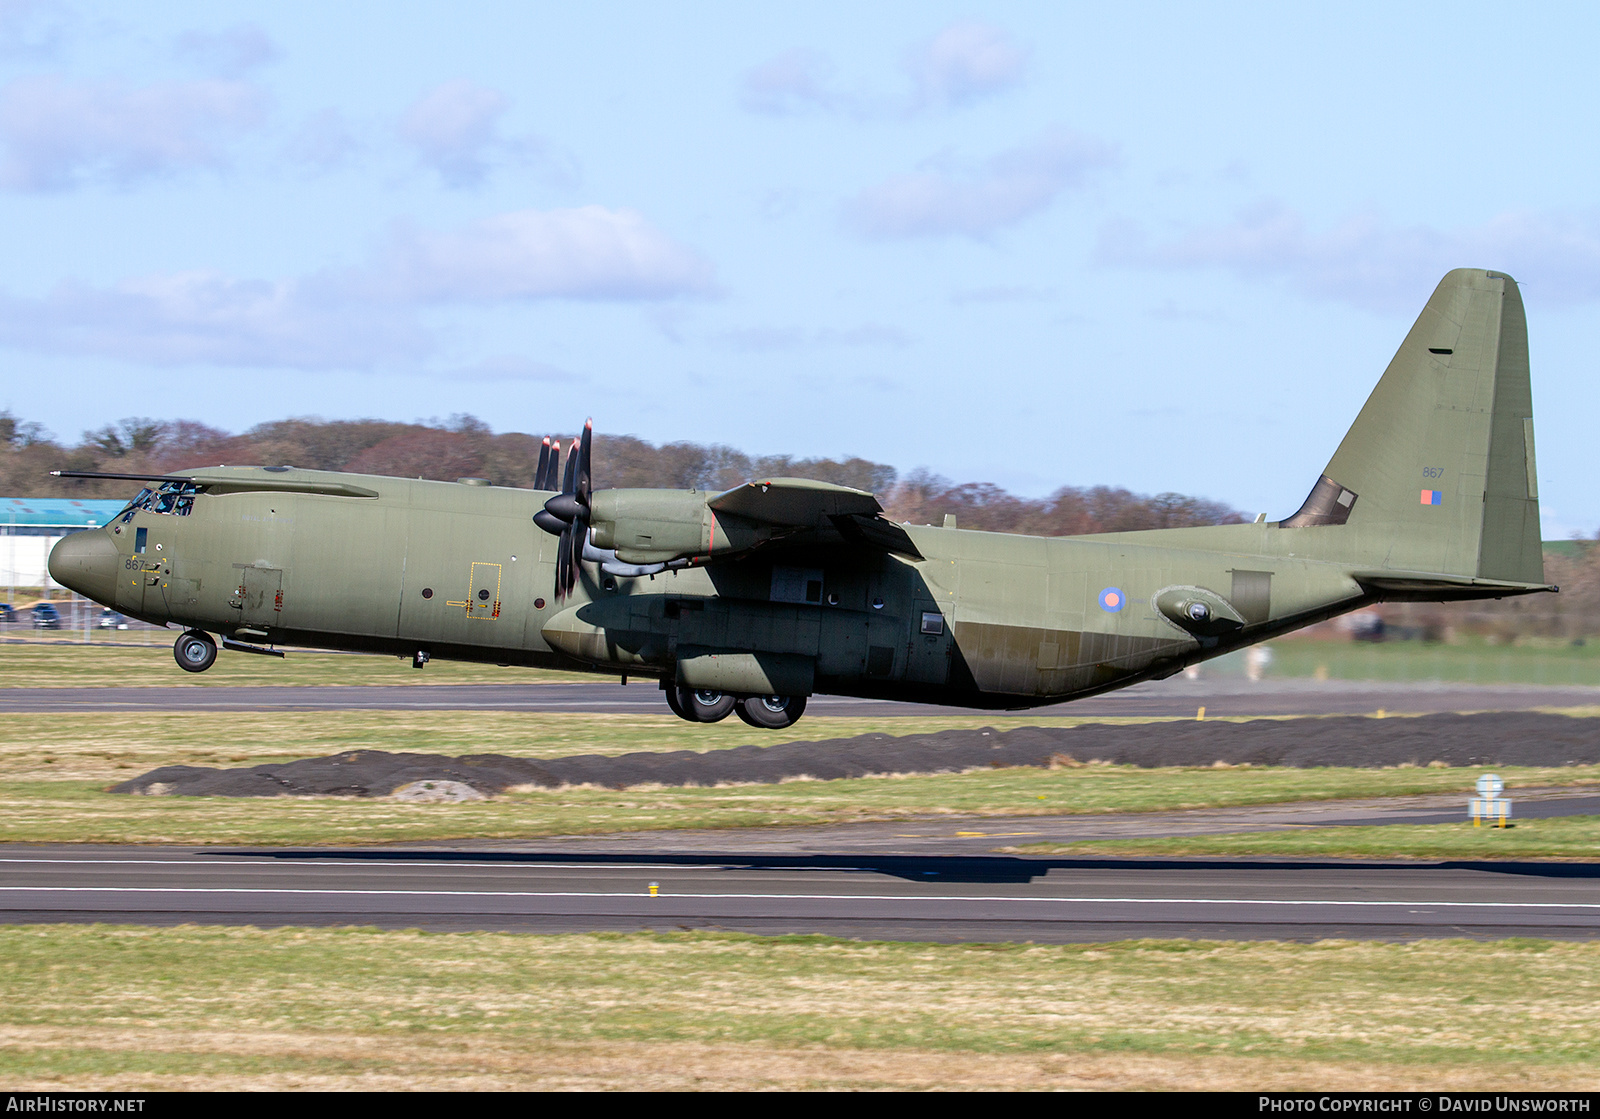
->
[709,478,882,525]
[707,478,922,560]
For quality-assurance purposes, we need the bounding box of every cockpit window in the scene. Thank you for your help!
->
[120,482,200,522]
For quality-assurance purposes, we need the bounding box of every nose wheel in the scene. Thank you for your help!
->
[173,630,218,673]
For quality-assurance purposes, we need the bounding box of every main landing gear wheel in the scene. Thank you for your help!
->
[666,685,736,723]
[173,630,218,673]
[736,694,807,730]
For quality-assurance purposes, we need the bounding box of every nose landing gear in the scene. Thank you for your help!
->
[173,630,217,673]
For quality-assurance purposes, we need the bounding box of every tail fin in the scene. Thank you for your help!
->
[1282,268,1544,584]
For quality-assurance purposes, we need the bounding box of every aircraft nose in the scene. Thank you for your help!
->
[48,530,120,604]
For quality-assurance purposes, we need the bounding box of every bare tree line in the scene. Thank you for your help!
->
[0,410,1243,535]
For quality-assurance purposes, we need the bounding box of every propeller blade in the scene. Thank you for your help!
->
[555,523,571,600]
[535,438,552,490]
[568,515,586,595]
[539,439,559,490]
[561,438,578,495]
[576,419,593,508]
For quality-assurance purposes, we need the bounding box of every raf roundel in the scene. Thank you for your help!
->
[1098,587,1126,613]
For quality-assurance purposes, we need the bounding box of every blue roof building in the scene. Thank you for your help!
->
[2,498,128,533]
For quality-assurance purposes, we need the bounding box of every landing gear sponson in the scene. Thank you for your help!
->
[663,683,807,730]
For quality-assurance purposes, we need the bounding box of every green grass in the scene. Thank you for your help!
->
[1,708,1597,845]
[4,645,1600,853]
[12,633,1600,690]
[1011,813,1600,861]
[1241,634,1600,687]
[0,641,596,687]
[0,926,1596,1089]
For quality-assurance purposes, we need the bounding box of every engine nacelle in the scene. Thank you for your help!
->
[587,489,786,564]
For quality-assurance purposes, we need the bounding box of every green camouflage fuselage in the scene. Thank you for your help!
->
[84,473,1385,708]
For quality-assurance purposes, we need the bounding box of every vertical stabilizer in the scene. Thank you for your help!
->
[1282,269,1544,584]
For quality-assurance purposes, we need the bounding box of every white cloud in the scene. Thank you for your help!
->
[378,206,716,301]
[845,127,1117,239]
[173,24,280,77]
[949,285,1054,306]
[740,49,837,115]
[1097,203,1600,311]
[741,23,1024,120]
[285,107,359,170]
[0,270,425,369]
[908,22,1027,108]
[722,323,909,351]
[0,206,715,369]
[0,0,66,60]
[0,74,266,190]
[442,354,576,383]
[400,79,530,188]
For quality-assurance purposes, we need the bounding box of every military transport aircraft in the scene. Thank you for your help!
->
[48,269,1551,730]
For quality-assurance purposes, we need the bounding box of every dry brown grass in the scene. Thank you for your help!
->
[7,1030,1596,1091]
[2,927,1598,1090]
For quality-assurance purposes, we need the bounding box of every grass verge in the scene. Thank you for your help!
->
[2,709,1598,846]
[0,642,595,687]
[1008,814,1600,861]
[14,636,1600,689]
[0,926,1596,1089]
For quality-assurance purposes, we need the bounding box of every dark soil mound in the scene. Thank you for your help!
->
[109,712,1600,799]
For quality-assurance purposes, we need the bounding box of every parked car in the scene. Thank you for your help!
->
[97,609,128,630]
[31,603,61,629]
[0,603,14,624]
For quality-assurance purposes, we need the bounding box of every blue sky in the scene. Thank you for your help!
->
[1,2,1598,534]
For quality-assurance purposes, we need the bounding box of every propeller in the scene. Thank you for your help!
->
[534,421,592,600]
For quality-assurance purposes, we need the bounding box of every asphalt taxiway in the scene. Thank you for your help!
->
[2,840,1596,942]
[4,788,1598,942]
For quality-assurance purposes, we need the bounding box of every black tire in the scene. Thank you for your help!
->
[664,684,692,721]
[735,694,807,730]
[173,630,217,673]
[677,686,735,723]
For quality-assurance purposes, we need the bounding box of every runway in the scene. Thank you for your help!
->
[2,842,1596,941]
[5,676,1600,717]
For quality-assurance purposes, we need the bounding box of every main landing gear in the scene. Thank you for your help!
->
[173,629,217,673]
[664,684,807,729]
